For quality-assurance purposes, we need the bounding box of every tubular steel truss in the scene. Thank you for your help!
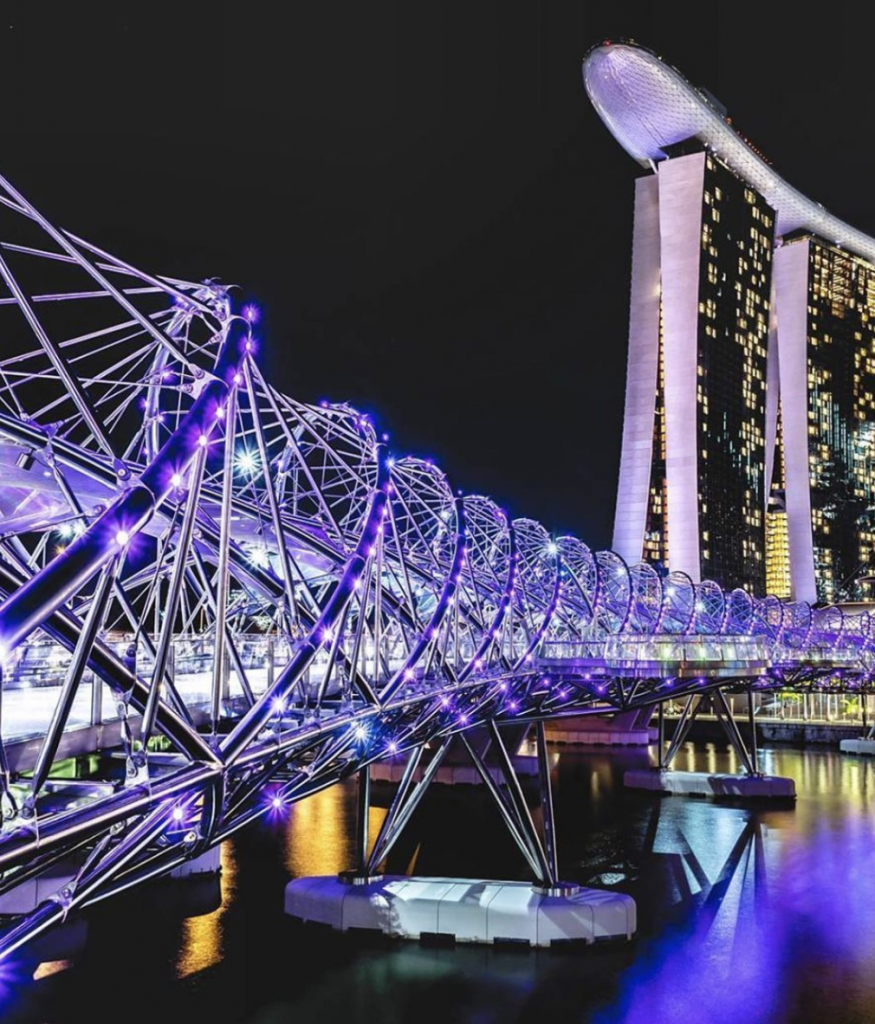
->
[0,170,871,960]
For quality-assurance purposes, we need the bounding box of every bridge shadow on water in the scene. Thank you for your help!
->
[4,743,875,1024]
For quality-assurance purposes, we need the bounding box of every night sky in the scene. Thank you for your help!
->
[1,4,873,548]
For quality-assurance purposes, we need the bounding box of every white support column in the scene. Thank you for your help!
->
[658,152,706,582]
[773,240,817,604]
[764,272,780,503]
[612,174,662,564]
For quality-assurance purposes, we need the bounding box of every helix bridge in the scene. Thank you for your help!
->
[0,167,870,960]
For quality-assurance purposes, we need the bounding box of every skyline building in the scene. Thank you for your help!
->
[773,234,875,603]
[584,41,875,604]
[616,144,774,594]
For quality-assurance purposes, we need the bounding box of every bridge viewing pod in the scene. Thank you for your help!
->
[0,164,870,960]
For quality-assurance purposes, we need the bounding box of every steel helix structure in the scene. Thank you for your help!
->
[0,169,871,959]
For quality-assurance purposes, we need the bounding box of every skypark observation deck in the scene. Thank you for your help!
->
[583,40,875,261]
[0,163,871,962]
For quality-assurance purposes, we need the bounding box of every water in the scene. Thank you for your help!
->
[5,742,875,1023]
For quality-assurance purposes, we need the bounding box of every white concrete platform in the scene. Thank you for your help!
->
[840,738,875,756]
[624,769,795,800]
[546,711,652,747]
[548,726,651,747]
[170,845,222,878]
[0,867,78,916]
[370,755,538,786]
[285,875,636,947]
[0,846,222,915]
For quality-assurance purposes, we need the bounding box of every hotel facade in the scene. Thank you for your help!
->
[584,42,875,604]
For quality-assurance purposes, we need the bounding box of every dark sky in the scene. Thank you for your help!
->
[1,3,873,548]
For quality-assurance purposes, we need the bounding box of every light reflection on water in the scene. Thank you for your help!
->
[175,842,237,979]
[282,784,388,879]
[9,743,875,1024]
[584,744,875,1024]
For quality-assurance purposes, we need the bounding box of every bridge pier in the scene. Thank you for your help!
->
[840,739,875,755]
[625,691,795,801]
[545,709,652,747]
[840,715,875,756]
[285,725,636,946]
[169,845,222,879]
[369,725,540,786]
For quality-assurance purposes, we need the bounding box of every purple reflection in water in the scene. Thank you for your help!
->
[10,745,875,1024]
[591,747,875,1024]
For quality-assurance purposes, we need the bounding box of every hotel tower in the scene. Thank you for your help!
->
[584,41,875,604]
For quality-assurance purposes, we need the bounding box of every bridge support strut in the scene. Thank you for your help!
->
[345,726,565,891]
[656,691,761,777]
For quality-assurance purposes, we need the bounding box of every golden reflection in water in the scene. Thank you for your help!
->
[682,742,696,772]
[33,960,70,980]
[175,842,236,979]
[726,743,738,775]
[705,742,717,775]
[284,780,387,878]
[370,805,388,861]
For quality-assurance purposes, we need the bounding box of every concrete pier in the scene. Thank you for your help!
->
[0,846,222,917]
[170,845,222,878]
[547,710,652,747]
[370,754,539,786]
[624,769,795,800]
[839,738,875,756]
[0,866,78,916]
[285,875,636,947]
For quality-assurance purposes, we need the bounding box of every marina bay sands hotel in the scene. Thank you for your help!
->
[584,41,875,605]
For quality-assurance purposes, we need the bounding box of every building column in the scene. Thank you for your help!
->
[773,240,817,604]
[658,152,706,582]
[612,174,662,564]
